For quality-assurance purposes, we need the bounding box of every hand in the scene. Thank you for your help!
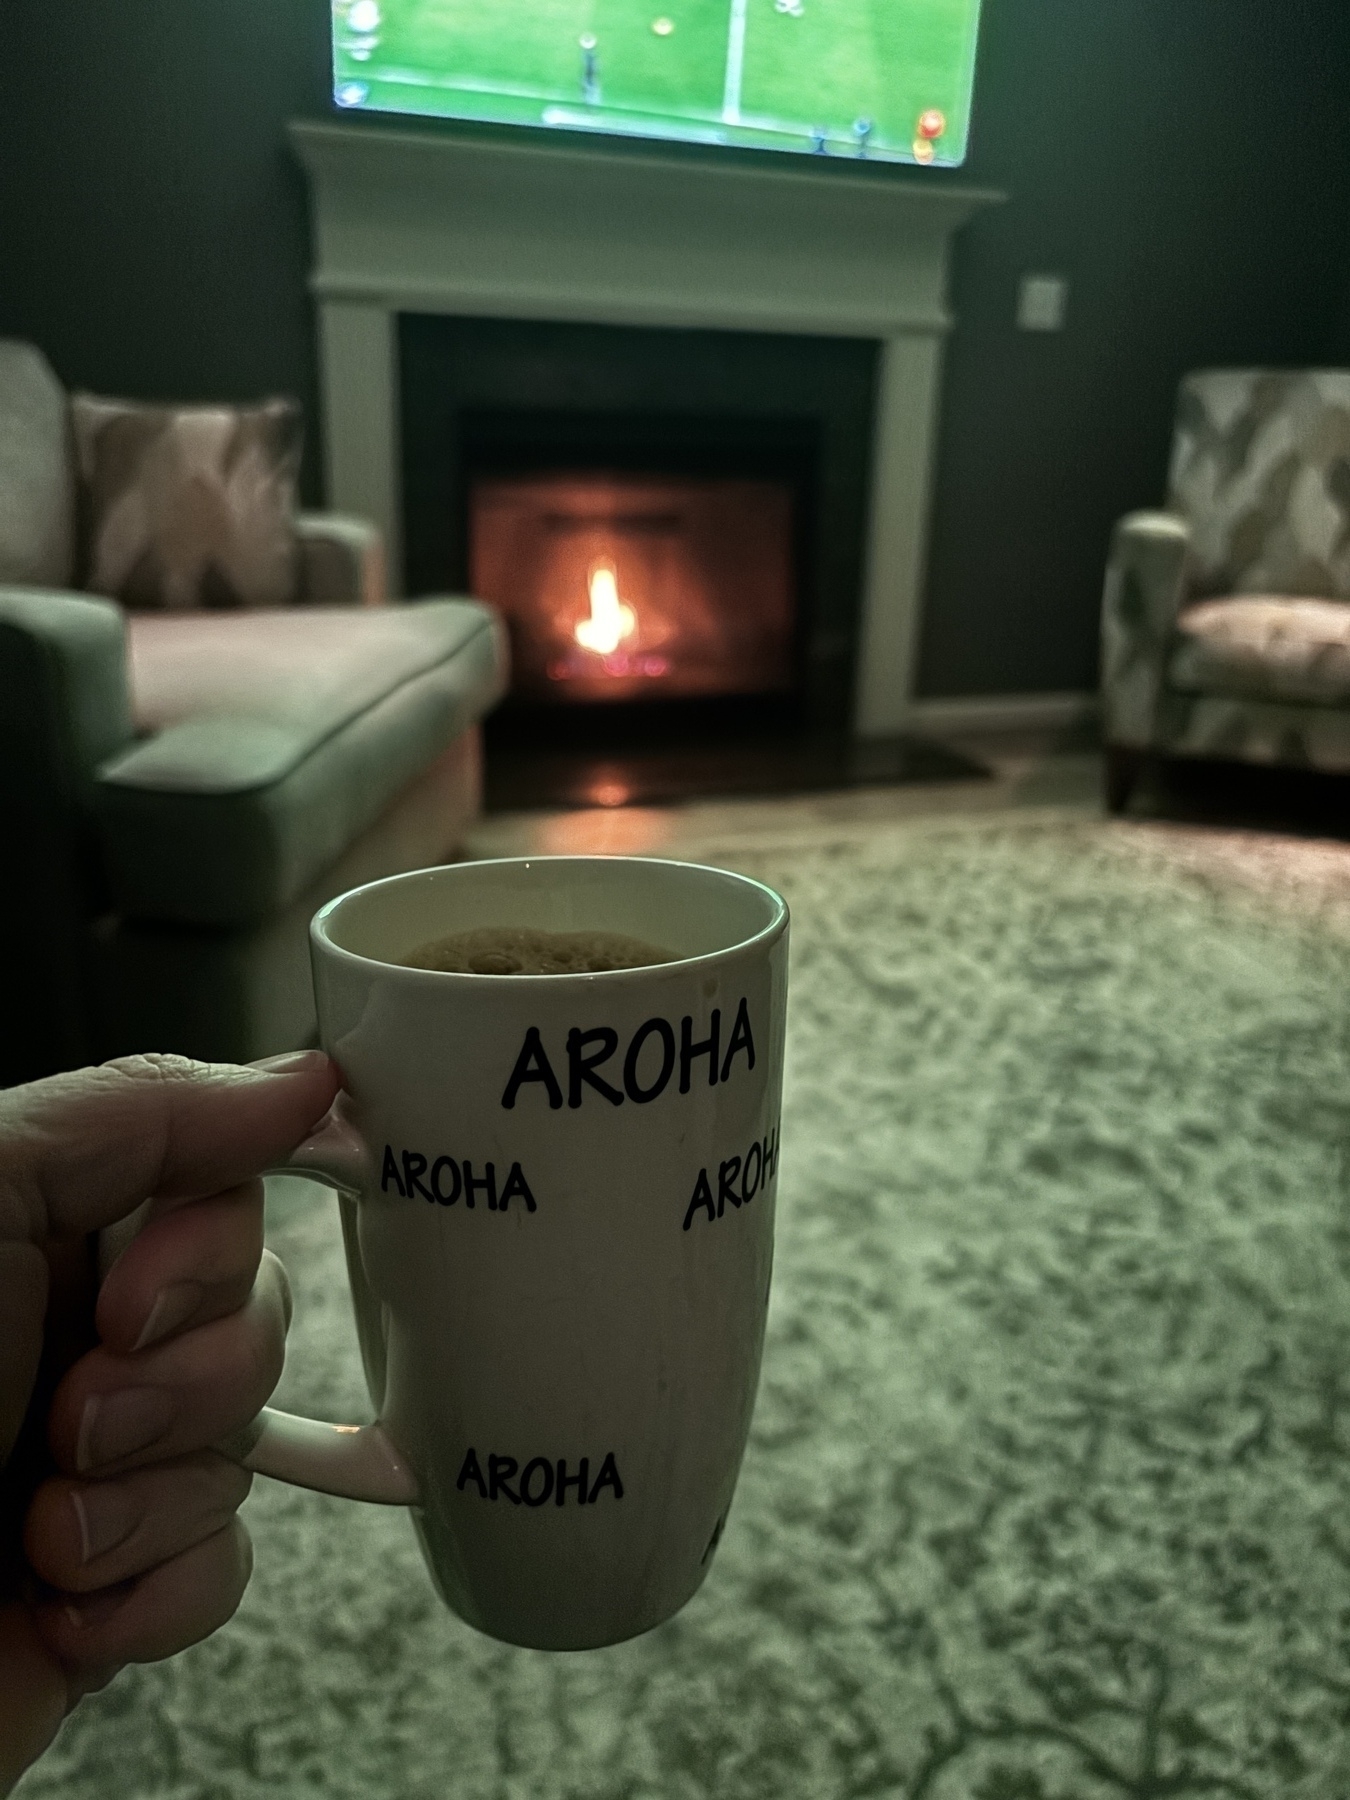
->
[0,1051,340,1795]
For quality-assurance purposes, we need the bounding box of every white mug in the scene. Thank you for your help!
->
[237,855,789,1651]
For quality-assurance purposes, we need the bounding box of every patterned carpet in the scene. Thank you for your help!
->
[22,810,1350,1799]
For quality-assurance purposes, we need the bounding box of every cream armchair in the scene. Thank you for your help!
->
[1101,369,1350,811]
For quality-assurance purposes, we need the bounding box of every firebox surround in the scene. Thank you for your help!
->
[399,314,877,734]
[290,120,1001,737]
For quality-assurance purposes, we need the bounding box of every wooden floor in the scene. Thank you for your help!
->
[467,731,1105,862]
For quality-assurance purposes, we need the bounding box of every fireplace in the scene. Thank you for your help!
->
[471,473,795,707]
[290,122,1001,738]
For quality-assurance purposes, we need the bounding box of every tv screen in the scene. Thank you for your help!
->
[332,1,982,168]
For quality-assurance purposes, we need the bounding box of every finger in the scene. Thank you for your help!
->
[34,1518,253,1673]
[25,1453,252,1595]
[94,1180,265,1356]
[0,1051,339,1247]
[3,1241,95,1613]
[48,1253,290,1478]
[0,1244,47,1467]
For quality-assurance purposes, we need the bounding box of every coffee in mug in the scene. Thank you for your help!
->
[232,856,789,1651]
[402,925,676,975]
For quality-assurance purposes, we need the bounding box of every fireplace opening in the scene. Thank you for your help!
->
[454,401,818,748]
[470,472,796,709]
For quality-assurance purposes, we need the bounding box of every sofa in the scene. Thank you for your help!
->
[0,340,508,1086]
[1100,368,1350,812]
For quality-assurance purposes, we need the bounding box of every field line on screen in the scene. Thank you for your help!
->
[723,0,748,124]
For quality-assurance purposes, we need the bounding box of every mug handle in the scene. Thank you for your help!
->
[222,1103,420,1507]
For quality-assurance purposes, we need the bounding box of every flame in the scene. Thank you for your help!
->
[587,778,632,808]
[575,561,637,656]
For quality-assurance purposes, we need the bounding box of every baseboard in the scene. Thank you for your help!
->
[904,691,1099,738]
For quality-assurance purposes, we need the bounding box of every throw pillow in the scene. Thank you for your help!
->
[72,393,303,609]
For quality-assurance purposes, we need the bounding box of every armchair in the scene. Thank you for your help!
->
[1101,369,1350,811]
[0,340,507,1086]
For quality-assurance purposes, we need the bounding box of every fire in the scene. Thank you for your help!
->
[574,561,637,656]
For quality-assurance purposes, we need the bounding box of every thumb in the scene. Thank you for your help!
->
[0,1052,341,1247]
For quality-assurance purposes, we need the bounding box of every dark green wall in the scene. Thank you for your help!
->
[2,0,1348,698]
[0,0,328,435]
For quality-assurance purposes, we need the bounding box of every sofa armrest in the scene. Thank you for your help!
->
[94,602,508,928]
[0,586,134,1080]
[295,513,386,607]
[0,587,135,785]
[1100,511,1190,749]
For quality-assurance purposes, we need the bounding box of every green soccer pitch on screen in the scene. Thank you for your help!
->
[332,0,983,167]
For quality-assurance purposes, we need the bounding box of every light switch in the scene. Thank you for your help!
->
[1017,274,1069,332]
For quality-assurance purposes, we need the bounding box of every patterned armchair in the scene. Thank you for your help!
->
[1100,369,1350,810]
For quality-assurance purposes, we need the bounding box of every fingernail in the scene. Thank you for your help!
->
[249,1049,329,1075]
[134,1281,204,1351]
[71,1484,138,1564]
[63,1588,132,1632]
[76,1389,175,1472]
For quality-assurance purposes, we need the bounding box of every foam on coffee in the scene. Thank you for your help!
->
[401,925,677,976]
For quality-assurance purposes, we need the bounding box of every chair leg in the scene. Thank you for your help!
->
[1104,745,1143,815]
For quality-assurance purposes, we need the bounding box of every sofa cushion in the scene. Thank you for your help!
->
[95,601,508,927]
[1168,595,1350,707]
[124,604,493,736]
[72,394,302,610]
[0,341,74,587]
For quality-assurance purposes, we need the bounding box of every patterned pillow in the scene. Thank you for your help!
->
[72,394,302,609]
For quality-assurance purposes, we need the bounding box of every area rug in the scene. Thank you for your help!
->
[23,811,1350,1799]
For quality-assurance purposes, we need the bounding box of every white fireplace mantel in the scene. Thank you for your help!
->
[290,119,1001,735]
